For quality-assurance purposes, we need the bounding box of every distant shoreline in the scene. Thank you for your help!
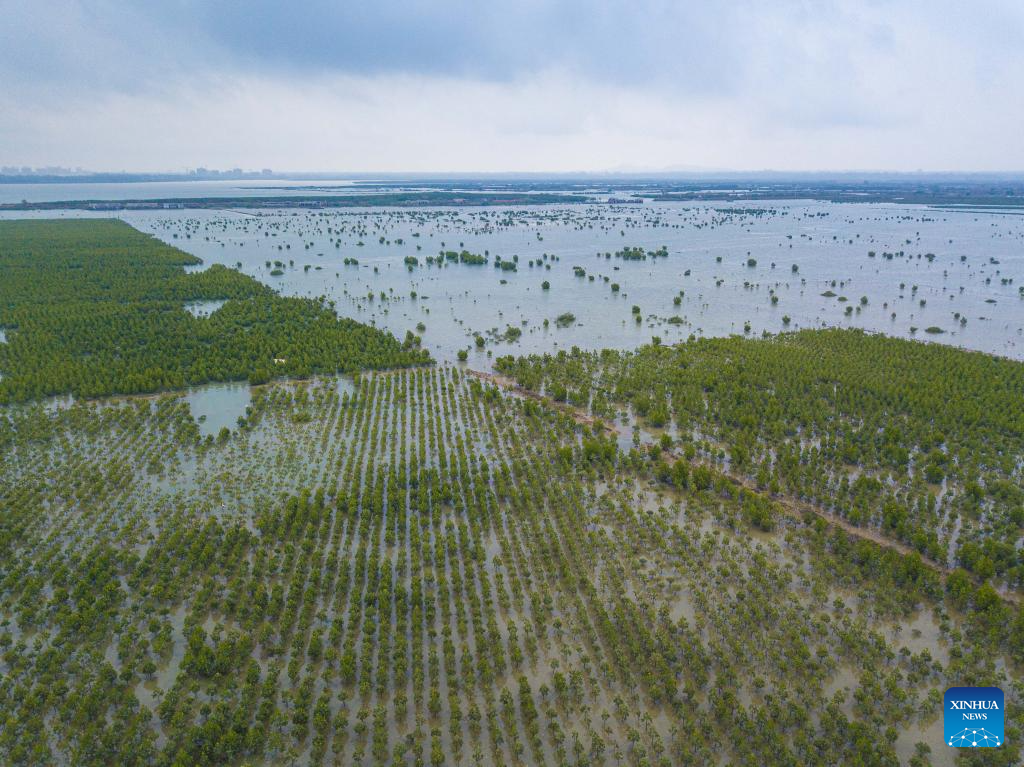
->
[0,191,592,211]
[4,177,1023,210]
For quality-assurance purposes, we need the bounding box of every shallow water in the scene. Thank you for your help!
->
[130,201,1024,362]
[0,178,360,204]
[183,381,252,437]
[183,298,226,317]
[3,200,1023,362]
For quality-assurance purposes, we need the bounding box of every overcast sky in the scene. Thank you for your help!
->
[2,1,1022,173]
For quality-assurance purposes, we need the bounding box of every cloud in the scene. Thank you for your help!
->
[1,0,1022,171]
[2,1,746,93]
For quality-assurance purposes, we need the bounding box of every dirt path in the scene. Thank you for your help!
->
[468,367,1022,606]
[466,369,611,430]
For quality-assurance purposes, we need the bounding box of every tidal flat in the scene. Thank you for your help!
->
[119,200,1024,362]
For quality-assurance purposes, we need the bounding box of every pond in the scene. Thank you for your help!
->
[183,381,252,437]
[183,299,226,317]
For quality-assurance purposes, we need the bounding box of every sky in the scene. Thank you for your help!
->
[1,0,1023,173]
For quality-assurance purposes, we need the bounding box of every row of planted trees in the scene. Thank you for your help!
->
[495,329,1024,588]
[1,362,1022,765]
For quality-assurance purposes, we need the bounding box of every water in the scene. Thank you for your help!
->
[0,178,360,204]
[334,376,356,398]
[183,382,252,437]
[4,199,1023,361]
[183,299,226,317]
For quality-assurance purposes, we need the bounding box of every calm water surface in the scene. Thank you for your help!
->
[4,199,1023,361]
